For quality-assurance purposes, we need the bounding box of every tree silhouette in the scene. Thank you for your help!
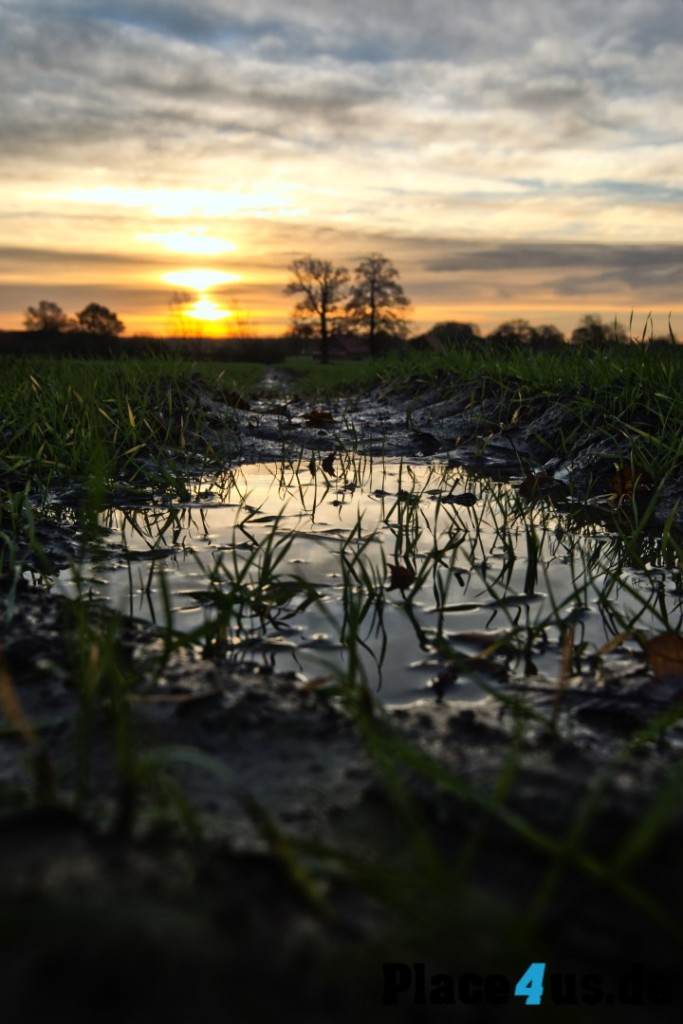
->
[24,300,69,333]
[346,254,410,356]
[488,319,565,349]
[570,314,626,346]
[284,257,349,364]
[75,303,125,336]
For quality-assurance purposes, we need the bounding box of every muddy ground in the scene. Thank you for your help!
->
[2,376,683,1022]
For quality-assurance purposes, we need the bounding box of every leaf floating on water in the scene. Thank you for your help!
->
[397,489,421,505]
[387,563,416,590]
[441,491,478,507]
[644,632,683,681]
[321,451,336,475]
[125,547,175,562]
[449,628,513,649]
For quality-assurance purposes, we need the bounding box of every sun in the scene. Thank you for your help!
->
[163,268,241,335]
[186,295,233,324]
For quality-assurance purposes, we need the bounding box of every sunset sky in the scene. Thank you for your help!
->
[1,0,682,338]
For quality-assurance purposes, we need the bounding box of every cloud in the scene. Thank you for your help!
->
[2,0,681,186]
[1,0,682,334]
[423,241,683,302]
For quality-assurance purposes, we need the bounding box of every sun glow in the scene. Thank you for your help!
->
[187,296,233,323]
[142,231,237,256]
[163,269,240,290]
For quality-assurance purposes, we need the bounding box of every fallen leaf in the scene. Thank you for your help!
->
[442,491,478,506]
[321,451,336,475]
[610,464,653,496]
[299,675,333,692]
[387,564,416,590]
[304,409,335,426]
[397,489,421,505]
[594,631,632,658]
[643,632,683,681]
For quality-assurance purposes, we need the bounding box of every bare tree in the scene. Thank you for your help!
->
[284,257,349,364]
[75,302,125,336]
[346,254,410,356]
[24,300,69,333]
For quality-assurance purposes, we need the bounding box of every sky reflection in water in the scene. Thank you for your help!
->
[55,458,683,705]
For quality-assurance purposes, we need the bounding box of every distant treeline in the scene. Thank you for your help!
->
[0,314,678,362]
[0,331,306,362]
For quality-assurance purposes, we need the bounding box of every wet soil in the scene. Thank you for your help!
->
[203,370,683,526]
[2,375,683,1021]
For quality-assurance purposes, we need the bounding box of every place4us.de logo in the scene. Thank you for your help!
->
[382,962,674,1008]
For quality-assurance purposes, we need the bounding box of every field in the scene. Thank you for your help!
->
[1,340,683,1021]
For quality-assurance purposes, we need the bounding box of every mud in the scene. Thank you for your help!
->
[211,374,683,527]
[2,590,683,1019]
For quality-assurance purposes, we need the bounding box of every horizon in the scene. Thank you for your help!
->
[1,2,682,340]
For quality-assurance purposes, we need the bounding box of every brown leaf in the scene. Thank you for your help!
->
[387,563,416,591]
[518,469,556,500]
[644,632,683,681]
[304,408,334,426]
[299,675,333,692]
[610,464,653,496]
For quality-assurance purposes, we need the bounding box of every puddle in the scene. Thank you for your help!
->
[52,457,683,705]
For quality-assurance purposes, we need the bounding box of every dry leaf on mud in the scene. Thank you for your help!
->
[387,564,416,590]
[610,464,653,496]
[299,675,333,692]
[643,632,683,681]
[304,409,334,426]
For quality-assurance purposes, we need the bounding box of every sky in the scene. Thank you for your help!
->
[1,0,682,339]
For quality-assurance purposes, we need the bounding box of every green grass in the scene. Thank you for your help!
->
[281,354,391,395]
[0,355,264,493]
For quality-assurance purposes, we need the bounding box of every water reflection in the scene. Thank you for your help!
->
[54,457,683,705]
